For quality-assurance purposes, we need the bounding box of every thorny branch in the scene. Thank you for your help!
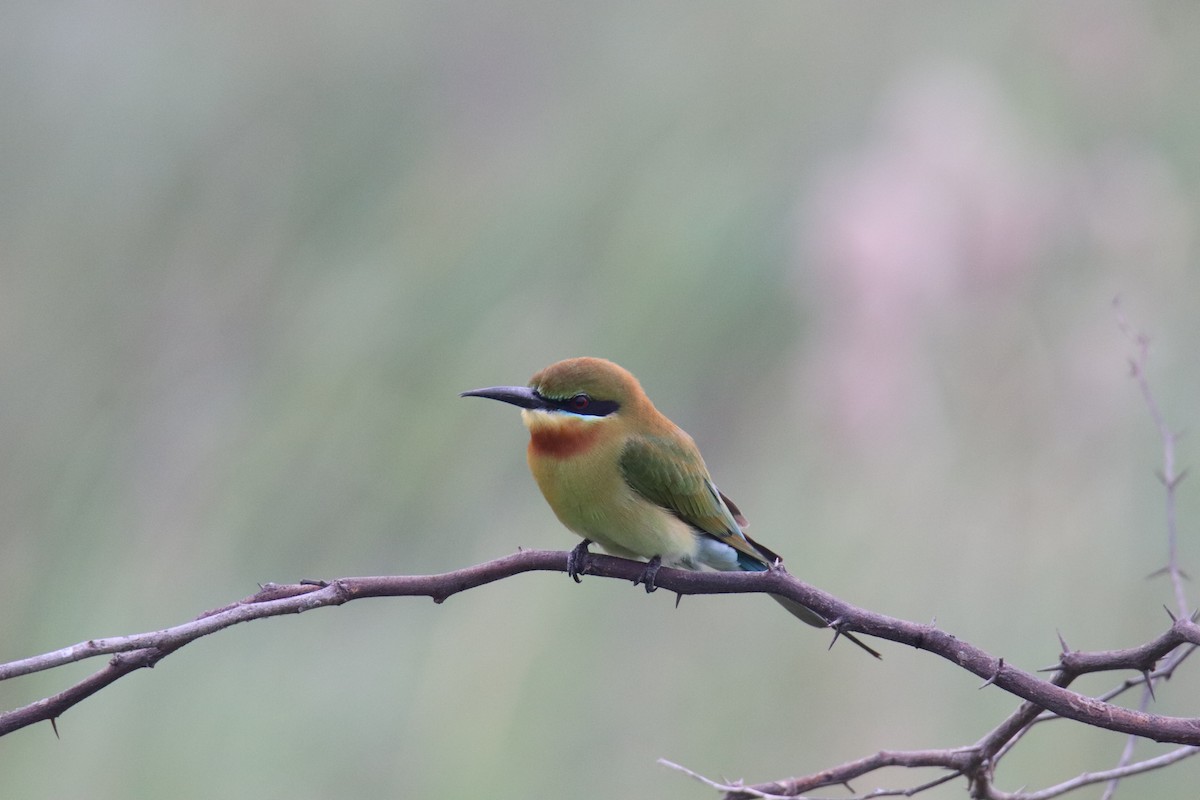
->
[2,550,1199,744]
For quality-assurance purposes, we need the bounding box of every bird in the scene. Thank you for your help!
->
[461,356,879,658]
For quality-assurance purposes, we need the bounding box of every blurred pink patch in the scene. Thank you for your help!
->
[796,64,1053,447]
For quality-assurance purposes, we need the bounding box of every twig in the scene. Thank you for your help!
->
[985,746,1199,800]
[1116,299,1189,619]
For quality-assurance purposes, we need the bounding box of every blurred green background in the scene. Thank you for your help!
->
[3,2,1200,798]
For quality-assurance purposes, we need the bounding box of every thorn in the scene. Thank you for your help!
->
[827,616,847,652]
[1156,467,1188,490]
[1056,629,1071,655]
[674,592,683,609]
[1154,566,1190,581]
[1164,604,1178,622]
[823,615,882,659]
[1036,664,1061,673]
[50,717,60,740]
[824,618,852,653]
[979,658,1005,689]
[1143,670,1156,702]
[1148,566,1192,581]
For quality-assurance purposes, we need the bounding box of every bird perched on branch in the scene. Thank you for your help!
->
[461,356,879,658]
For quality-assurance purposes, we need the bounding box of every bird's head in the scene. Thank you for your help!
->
[461,357,647,418]
[461,358,658,453]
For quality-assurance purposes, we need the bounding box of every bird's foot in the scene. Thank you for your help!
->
[567,539,593,583]
[633,555,663,594]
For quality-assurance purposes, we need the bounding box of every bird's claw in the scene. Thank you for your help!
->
[567,539,593,583]
[634,555,663,594]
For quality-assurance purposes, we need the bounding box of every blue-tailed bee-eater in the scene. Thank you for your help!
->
[462,356,879,658]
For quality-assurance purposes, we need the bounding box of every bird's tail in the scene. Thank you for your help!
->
[773,595,881,659]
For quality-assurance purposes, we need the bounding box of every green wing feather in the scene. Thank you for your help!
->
[620,435,881,657]
[618,435,768,568]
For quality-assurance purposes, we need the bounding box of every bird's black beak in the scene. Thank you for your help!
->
[459,385,548,410]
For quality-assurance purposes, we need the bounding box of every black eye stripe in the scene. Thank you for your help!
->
[533,391,620,417]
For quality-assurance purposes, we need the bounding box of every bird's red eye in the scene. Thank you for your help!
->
[569,394,590,411]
